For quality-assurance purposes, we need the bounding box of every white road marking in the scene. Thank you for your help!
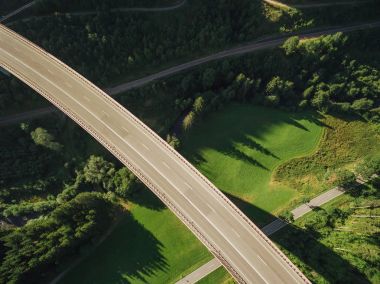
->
[184,182,192,190]
[173,178,270,283]
[1,43,302,284]
[205,202,215,213]
[162,161,170,169]
[101,110,109,118]
[141,143,150,151]
[258,255,268,266]
[232,228,241,238]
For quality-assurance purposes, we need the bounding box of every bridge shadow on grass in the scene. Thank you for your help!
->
[223,192,370,283]
[128,185,166,211]
[66,212,168,284]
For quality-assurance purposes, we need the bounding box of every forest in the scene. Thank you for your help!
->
[34,0,181,13]
[0,121,141,283]
[0,0,380,282]
[151,31,380,134]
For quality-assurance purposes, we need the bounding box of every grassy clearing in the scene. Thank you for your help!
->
[274,115,380,200]
[182,104,323,225]
[272,184,379,283]
[197,267,235,284]
[59,190,211,284]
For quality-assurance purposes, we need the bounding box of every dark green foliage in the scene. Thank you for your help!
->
[0,124,61,185]
[331,169,357,188]
[172,32,380,119]
[282,36,300,56]
[30,127,63,152]
[166,134,181,150]
[82,155,137,198]
[34,0,179,13]
[0,0,30,14]
[2,200,57,219]
[356,155,380,180]
[274,186,379,283]
[112,167,138,198]
[202,68,216,90]
[182,111,195,131]
[279,211,294,223]
[83,155,116,189]
[0,192,115,284]
[13,0,266,88]
[265,76,295,106]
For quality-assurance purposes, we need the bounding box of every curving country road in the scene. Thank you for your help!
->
[48,0,187,19]
[0,1,35,23]
[5,0,187,26]
[263,0,371,9]
[0,24,310,284]
[1,20,380,127]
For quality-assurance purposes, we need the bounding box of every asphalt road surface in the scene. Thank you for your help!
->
[263,0,370,9]
[180,186,348,283]
[0,1,34,23]
[1,20,380,127]
[0,24,310,284]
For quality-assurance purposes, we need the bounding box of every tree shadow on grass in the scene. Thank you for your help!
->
[65,212,168,284]
[220,147,269,171]
[241,138,280,160]
[284,117,310,132]
[290,112,332,129]
[223,192,371,283]
[182,105,326,173]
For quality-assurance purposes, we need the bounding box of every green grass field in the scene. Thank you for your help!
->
[182,104,323,225]
[59,190,212,284]
[274,115,380,197]
[59,104,323,283]
[197,266,235,284]
[272,184,379,283]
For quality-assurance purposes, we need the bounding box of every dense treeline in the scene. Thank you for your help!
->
[0,192,115,284]
[0,75,47,115]
[34,0,179,13]
[0,123,62,185]
[1,0,304,113]
[0,0,30,14]
[1,6,379,282]
[0,118,143,283]
[153,31,380,133]
[302,1,380,27]
[14,0,268,86]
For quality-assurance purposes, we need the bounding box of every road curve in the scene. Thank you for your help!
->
[52,0,187,17]
[0,21,380,127]
[0,1,35,23]
[107,21,380,93]
[180,186,348,283]
[263,0,371,9]
[0,24,309,284]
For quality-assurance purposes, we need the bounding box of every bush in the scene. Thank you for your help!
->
[333,169,356,188]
